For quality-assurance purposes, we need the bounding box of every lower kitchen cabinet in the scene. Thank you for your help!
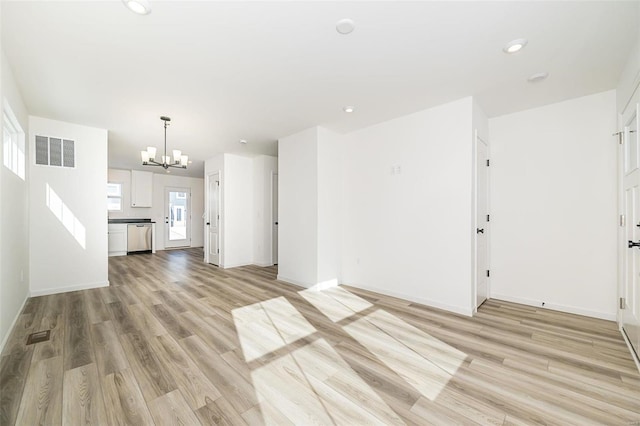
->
[108,224,127,256]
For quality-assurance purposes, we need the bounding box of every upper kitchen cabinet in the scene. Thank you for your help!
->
[131,170,153,207]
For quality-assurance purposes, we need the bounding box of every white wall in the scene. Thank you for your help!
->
[616,1,640,114]
[489,90,618,320]
[317,127,342,286]
[29,116,108,296]
[253,155,278,266]
[340,97,475,315]
[278,127,319,286]
[0,49,30,351]
[223,154,254,268]
[107,169,204,250]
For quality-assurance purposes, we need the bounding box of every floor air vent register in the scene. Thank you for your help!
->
[26,330,51,345]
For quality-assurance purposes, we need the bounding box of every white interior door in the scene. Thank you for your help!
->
[476,136,489,308]
[165,187,191,249]
[272,173,278,265]
[621,99,640,360]
[207,173,220,266]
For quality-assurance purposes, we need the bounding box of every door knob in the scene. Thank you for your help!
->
[628,240,640,248]
[476,228,484,234]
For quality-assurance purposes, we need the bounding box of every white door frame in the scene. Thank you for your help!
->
[164,186,191,249]
[270,171,278,265]
[205,171,222,265]
[618,83,640,368]
[473,130,490,313]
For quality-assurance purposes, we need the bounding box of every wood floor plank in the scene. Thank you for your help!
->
[15,355,63,426]
[89,320,130,376]
[0,345,34,425]
[3,247,639,425]
[195,396,248,426]
[119,331,177,402]
[84,289,110,324]
[62,363,108,425]
[148,389,202,426]
[101,368,155,425]
[153,334,221,410]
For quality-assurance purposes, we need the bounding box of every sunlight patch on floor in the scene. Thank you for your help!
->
[344,309,466,401]
[232,296,316,362]
[251,337,404,425]
[299,285,373,322]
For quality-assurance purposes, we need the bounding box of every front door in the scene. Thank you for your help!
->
[476,136,489,308]
[621,98,640,360]
[165,187,190,249]
[207,173,220,266]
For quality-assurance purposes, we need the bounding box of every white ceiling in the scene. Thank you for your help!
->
[2,1,638,178]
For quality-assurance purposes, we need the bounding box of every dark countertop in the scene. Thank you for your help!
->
[108,218,155,224]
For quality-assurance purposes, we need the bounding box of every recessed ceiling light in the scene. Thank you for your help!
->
[527,72,549,83]
[122,0,151,15]
[336,19,355,35]
[343,106,355,113]
[239,139,248,144]
[503,38,528,54]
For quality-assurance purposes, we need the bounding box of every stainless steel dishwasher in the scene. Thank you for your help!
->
[127,223,152,253]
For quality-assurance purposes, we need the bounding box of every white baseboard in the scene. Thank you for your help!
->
[491,293,616,321]
[0,293,29,355]
[221,262,253,269]
[276,274,314,288]
[343,283,474,317]
[30,280,109,297]
[254,261,274,267]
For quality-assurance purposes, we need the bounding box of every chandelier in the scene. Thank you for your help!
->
[140,116,188,169]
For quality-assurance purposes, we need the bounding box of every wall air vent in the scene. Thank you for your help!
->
[35,135,75,168]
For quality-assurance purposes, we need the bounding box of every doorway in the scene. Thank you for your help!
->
[207,172,220,266]
[271,172,278,265]
[165,187,191,249]
[620,95,640,361]
[475,134,489,309]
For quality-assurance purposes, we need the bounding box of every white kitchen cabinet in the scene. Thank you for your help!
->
[131,170,153,207]
[108,224,127,256]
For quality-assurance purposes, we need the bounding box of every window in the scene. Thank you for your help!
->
[107,182,123,211]
[3,103,25,180]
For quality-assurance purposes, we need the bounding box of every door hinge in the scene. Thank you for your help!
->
[620,297,626,309]
[486,159,490,167]
[486,270,490,278]
[620,214,626,227]
[486,214,490,222]
[217,249,220,254]
[613,131,624,145]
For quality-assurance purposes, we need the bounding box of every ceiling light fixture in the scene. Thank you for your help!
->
[336,18,355,35]
[122,0,151,15]
[141,116,188,169]
[503,38,528,54]
[239,139,248,144]
[343,106,355,113]
[527,72,549,83]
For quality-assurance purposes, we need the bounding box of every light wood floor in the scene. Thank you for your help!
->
[1,248,639,425]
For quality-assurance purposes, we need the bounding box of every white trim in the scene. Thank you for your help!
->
[347,283,474,317]
[276,274,317,288]
[0,293,29,355]
[254,261,273,267]
[29,280,109,297]
[491,294,616,321]
[270,171,278,266]
[620,325,640,373]
[221,262,252,269]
